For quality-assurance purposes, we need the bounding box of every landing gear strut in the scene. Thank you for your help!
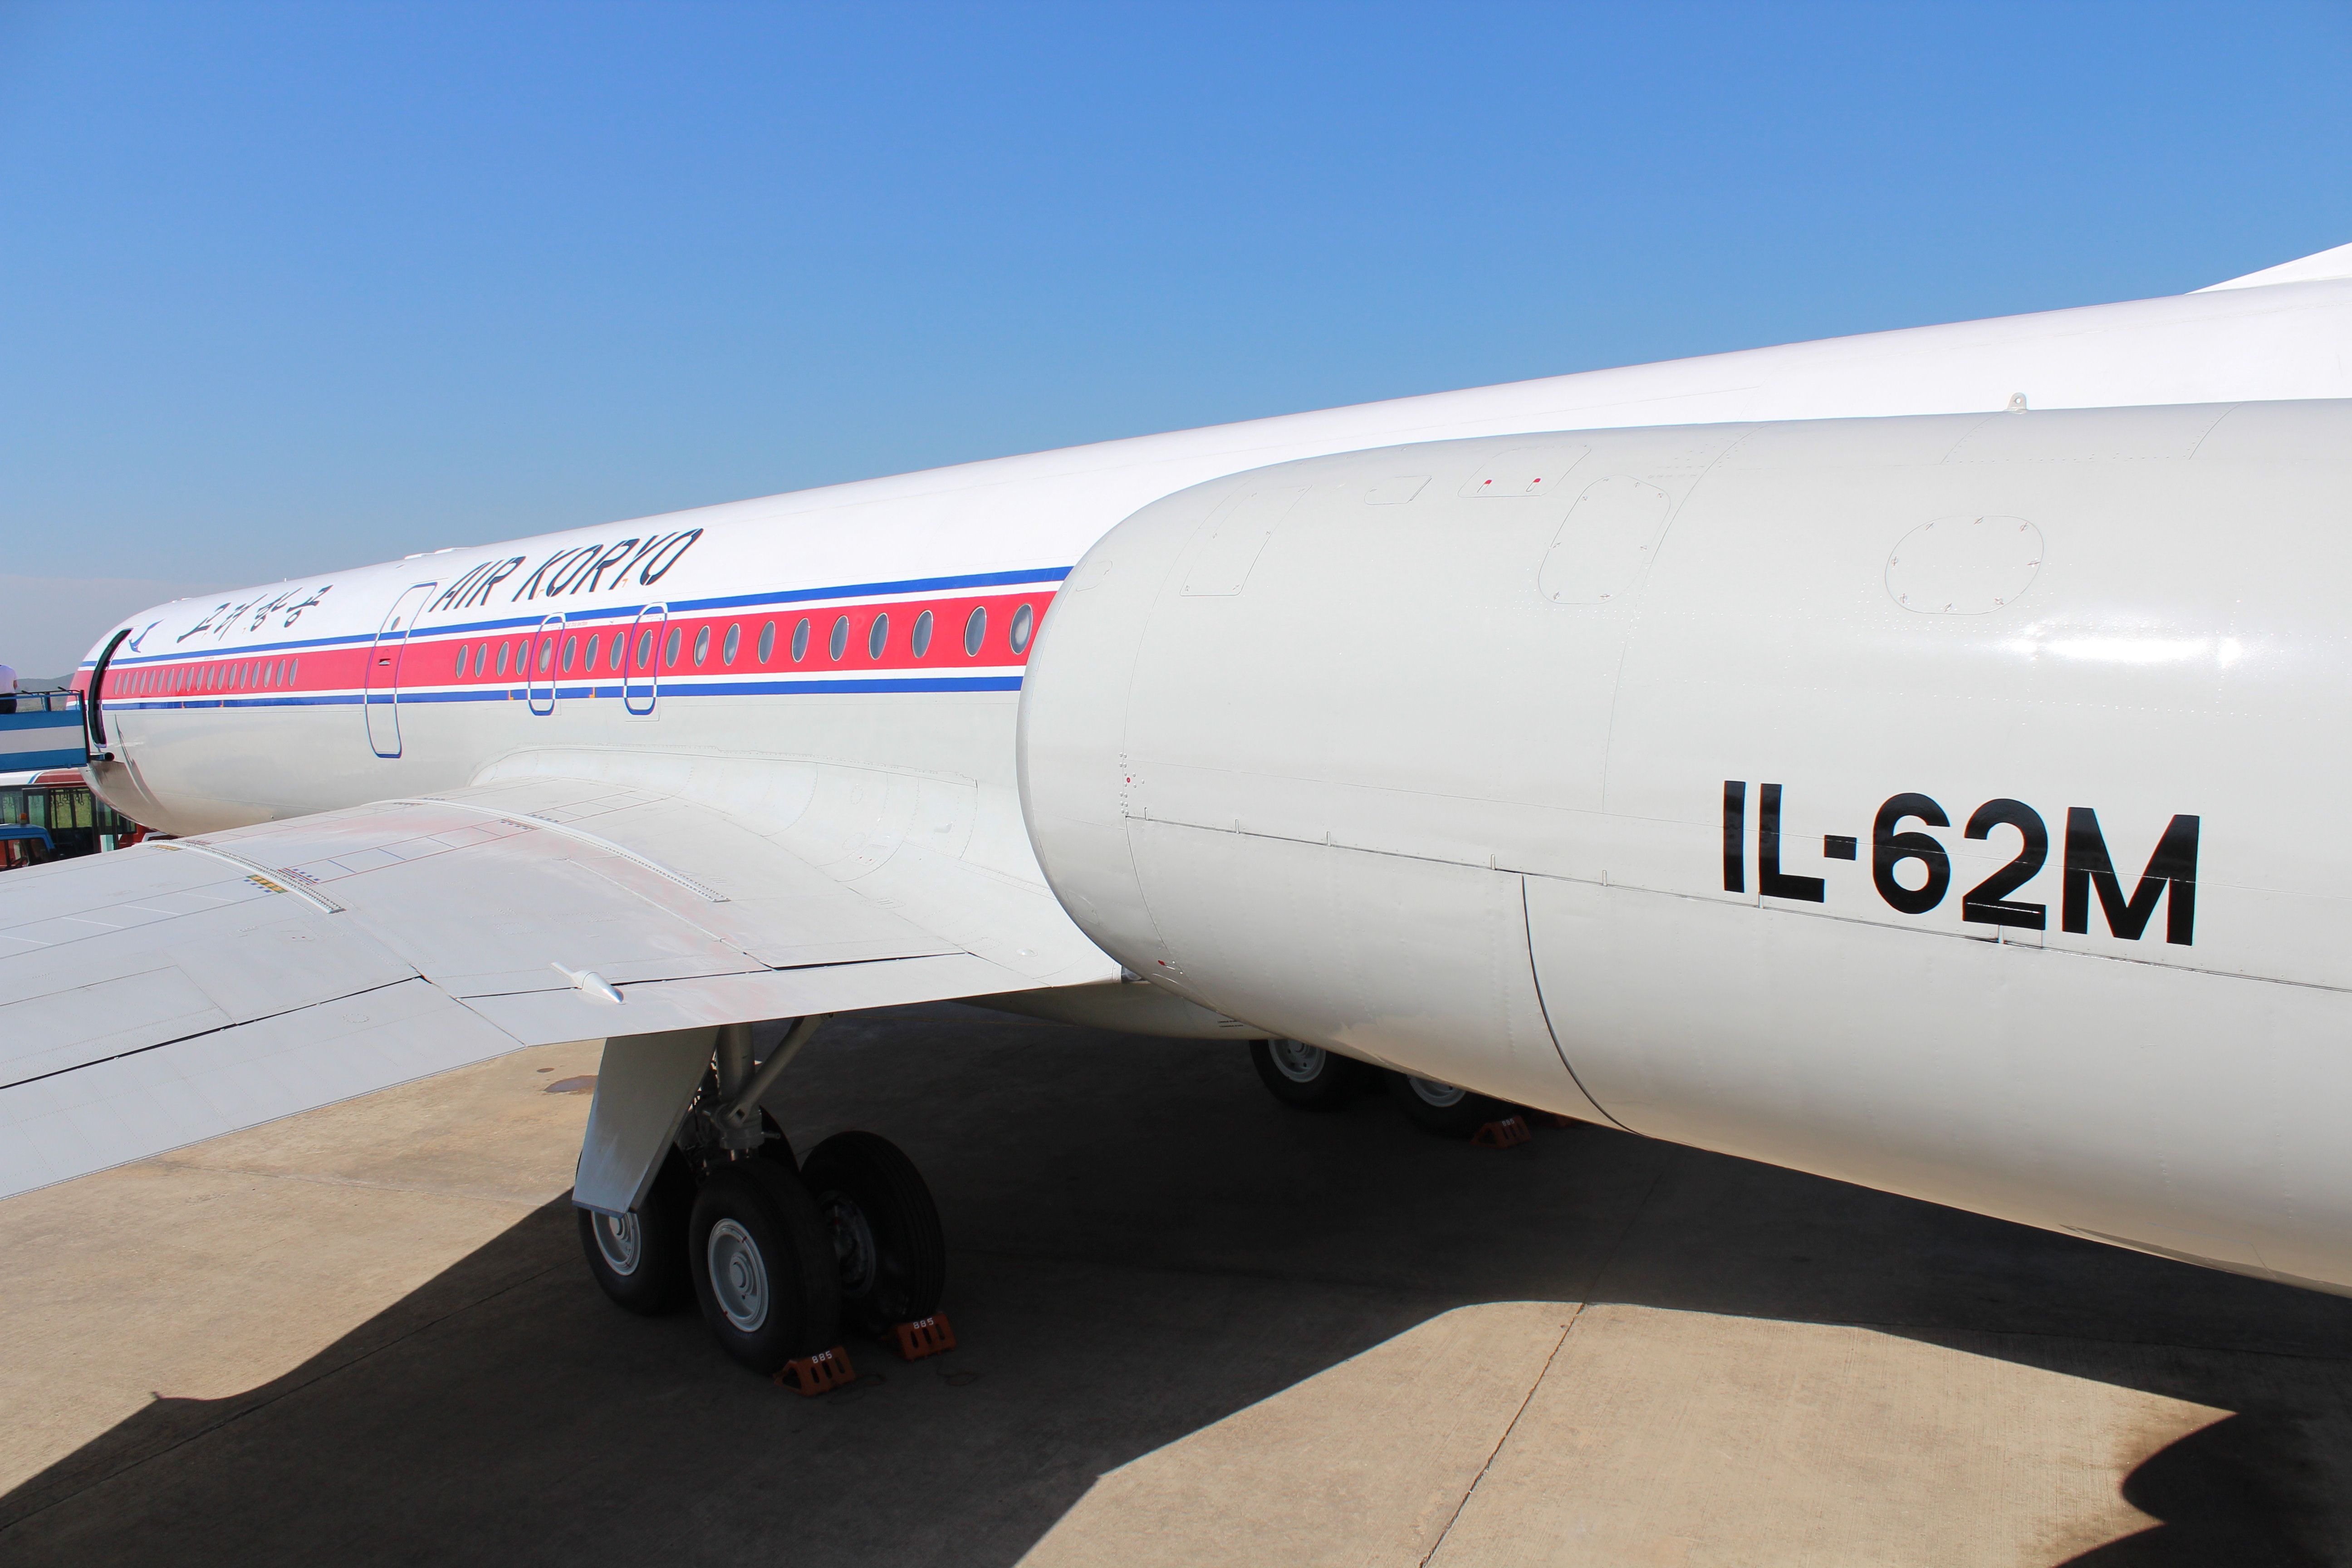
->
[575,1016,950,1375]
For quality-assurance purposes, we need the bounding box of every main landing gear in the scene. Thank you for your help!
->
[577,1020,947,1375]
[1248,1037,1515,1138]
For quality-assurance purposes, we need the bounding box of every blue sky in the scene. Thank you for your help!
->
[3,1,2350,670]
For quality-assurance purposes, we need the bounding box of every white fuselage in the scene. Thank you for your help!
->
[71,275,2352,1293]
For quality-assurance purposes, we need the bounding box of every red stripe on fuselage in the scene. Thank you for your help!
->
[90,588,1056,700]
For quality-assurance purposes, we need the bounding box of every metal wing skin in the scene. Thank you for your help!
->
[0,775,1112,1198]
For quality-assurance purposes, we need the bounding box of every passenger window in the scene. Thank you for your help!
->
[693,626,710,666]
[563,636,578,672]
[664,627,681,667]
[636,630,655,670]
[792,617,810,662]
[610,635,625,672]
[829,616,849,660]
[758,621,775,663]
[912,609,933,657]
[868,612,889,659]
[963,605,986,657]
[723,623,741,665]
[583,634,600,671]
[538,639,554,674]
[497,643,510,676]
[1010,602,1034,654]
[456,647,469,678]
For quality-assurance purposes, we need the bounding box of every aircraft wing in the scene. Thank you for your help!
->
[0,775,1113,1197]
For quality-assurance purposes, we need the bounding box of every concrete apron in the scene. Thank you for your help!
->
[4,1008,2350,1565]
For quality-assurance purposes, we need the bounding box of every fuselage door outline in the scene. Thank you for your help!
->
[364,582,438,759]
[528,612,564,717]
[624,604,665,718]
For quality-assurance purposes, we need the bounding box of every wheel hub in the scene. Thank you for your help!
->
[824,1192,878,1298]
[1267,1038,1328,1083]
[593,1211,642,1276]
[1408,1076,1467,1108]
[706,1218,770,1332]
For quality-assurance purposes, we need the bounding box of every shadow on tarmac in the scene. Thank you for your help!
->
[5,1004,2350,1565]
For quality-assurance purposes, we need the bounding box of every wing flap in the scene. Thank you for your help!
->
[1,965,228,1080]
[0,975,512,1197]
[465,951,1024,1044]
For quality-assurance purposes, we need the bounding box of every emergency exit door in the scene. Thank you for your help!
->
[365,582,437,758]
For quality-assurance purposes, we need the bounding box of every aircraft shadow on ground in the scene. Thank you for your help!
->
[4,1004,2349,1566]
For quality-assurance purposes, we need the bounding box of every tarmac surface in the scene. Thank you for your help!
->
[5,1003,2352,1566]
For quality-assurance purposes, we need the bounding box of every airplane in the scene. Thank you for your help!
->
[8,240,2352,1373]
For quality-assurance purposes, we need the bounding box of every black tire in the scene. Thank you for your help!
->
[688,1160,842,1372]
[1386,1070,1510,1138]
[1249,1038,1370,1111]
[801,1131,946,1335]
[756,1108,797,1171]
[576,1147,695,1316]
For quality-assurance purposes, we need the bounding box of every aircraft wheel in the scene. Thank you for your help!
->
[1386,1070,1509,1138]
[577,1147,694,1315]
[802,1131,946,1335]
[1250,1038,1368,1110]
[688,1160,842,1372]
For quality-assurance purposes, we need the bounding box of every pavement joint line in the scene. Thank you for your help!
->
[1419,1308,1581,1568]
[0,1256,570,1539]
[1573,1142,1677,1308]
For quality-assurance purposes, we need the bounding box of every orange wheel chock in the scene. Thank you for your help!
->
[776,1345,857,1397]
[1472,1115,1534,1149]
[891,1313,958,1362]
[1527,1111,1579,1129]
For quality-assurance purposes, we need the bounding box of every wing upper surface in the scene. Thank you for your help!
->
[0,775,1113,1197]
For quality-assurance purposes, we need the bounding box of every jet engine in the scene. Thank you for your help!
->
[1017,401,2352,1298]
[1009,423,1757,1118]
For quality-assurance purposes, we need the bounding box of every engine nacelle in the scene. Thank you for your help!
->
[1012,426,1716,1117]
[1018,400,2352,1298]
